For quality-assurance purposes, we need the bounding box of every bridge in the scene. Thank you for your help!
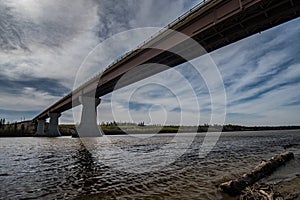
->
[33,0,300,136]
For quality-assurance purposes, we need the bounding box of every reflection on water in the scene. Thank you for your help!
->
[0,130,299,199]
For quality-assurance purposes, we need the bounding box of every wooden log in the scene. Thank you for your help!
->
[220,151,294,196]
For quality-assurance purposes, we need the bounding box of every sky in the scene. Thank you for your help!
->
[0,0,299,126]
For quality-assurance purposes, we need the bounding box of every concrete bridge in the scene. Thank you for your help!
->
[33,0,300,136]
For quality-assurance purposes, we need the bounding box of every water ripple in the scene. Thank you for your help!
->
[0,130,299,199]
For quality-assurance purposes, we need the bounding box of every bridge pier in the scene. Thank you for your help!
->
[47,113,61,137]
[76,96,102,137]
[35,119,46,136]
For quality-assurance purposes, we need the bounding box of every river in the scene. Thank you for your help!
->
[1,130,300,199]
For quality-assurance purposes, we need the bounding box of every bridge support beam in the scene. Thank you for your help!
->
[35,119,46,136]
[77,96,102,137]
[47,113,61,137]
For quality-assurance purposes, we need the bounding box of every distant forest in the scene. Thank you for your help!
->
[98,122,300,135]
[1,117,300,137]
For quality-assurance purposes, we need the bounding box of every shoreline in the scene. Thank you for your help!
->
[275,176,300,199]
[1,125,300,137]
[239,176,300,200]
[219,151,300,199]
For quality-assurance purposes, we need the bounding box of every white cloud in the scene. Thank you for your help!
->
[0,87,60,111]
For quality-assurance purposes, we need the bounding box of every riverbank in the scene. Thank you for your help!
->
[0,129,32,137]
[275,176,300,199]
[239,176,300,200]
[1,124,300,137]
[57,124,300,136]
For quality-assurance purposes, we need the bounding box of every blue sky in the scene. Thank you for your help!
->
[0,0,299,126]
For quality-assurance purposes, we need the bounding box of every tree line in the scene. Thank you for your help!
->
[0,118,7,129]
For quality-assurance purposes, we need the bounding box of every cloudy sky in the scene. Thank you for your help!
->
[0,0,299,126]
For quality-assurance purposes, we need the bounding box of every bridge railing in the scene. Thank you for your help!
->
[73,0,213,95]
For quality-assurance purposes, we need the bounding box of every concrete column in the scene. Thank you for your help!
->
[47,113,61,137]
[77,96,102,137]
[35,119,46,136]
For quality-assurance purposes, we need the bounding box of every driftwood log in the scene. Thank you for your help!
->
[220,151,294,196]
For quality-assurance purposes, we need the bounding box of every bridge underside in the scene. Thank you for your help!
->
[34,0,300,122]
[92,0,300,103]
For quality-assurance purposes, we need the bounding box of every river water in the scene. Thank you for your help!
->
[1,130,300,200]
